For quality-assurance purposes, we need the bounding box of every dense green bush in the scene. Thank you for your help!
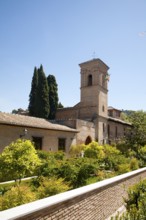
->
[0,185,36,211]
[37,150,65,161]
[32,176,70,199]
[84,141,105,160]
[56,157,99,188]
[125,180,146,218]
[0,139,40,182]
[75,163,99,187]
[0,140,143,211]
[69,144,86,157]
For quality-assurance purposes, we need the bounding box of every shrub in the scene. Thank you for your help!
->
[0,139,40,182]
[130,158,139,170]
[84,141,105,160]
[75,163,99,187]
[117,164,130,174]
[103,145,129,171]
[0,185,36,211]
[36,159,61,177]
[69,144,86,157]
[138,145,146,166]
[35,176,70,199]
[123,180,146,219]
[37,150,65,161]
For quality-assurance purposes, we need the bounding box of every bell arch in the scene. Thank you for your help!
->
[88,74,92,86]
[85,136,92,145]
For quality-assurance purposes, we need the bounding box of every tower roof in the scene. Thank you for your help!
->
[79,58,109,70]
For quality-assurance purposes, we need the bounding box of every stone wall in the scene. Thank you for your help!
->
[108,119,130,143]
[1,168,146,220]
[0,124,77,153]
[76,119,95,144]
[56,107,79,120]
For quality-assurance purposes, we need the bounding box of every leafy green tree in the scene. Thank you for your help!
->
[0,139,41,182]
[58,102,64,108]
[35,65,50,118]
[28,67,38,116]
[47,75,59,119]
[125,111,146,148]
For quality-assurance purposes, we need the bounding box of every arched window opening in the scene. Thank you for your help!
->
[88,74,92,86]
[102,74,105,87]
[85,136,92,145]
[108,124,110,138]
[103,123,105,132]
[102,105,105,112]
[115,126,118,138]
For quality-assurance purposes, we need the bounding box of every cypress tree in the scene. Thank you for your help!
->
[35,65,50,119]
[28,67,38,116]
[47,75,59,119]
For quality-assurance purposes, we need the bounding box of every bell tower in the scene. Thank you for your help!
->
[79,58,110,144]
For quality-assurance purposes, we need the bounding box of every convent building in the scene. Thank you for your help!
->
[0,58,131,153]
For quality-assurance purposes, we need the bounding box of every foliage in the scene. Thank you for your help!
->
[138,145,146,167]
[0,139,143,211]
[69,144,86,157]
[37,150,65,161]
[57,162,78,186]
[56,157,99,188]
[58,102,64,108]
[28,67,38,116]
[0,139,40,182]
[28,65,61,119]
[125,110,146,147]
[35,65,50,118]
[84,141,105,160]
[47,75,59,119]
[36,150,65,177]
[75,163,99,187]
[120,112,130,122]
[102,145,129,171]
[0,185,36,211]
[123,180,146,219]
[32,176,70,199]
[117,164,130,174]
[129,158,139,170]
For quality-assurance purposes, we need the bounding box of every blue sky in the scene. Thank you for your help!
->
[0,0,146,113]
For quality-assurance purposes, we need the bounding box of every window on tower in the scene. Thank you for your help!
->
[88,74,92,86]
[102,74,105,87]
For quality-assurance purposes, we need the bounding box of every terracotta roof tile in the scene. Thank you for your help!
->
[0,112,77,132]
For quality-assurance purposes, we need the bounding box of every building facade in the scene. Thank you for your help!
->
[56,58,131,145]
[0,58,131,153]
[0,113,77,153]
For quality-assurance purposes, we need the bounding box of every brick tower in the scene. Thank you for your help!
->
[79,58,109,143]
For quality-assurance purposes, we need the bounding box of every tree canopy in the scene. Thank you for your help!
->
[28,67,38,116]
[47,75,58,119]
[35,65,50,118]
[0,139,40,182]
[28,65,61,119]
[125,110,146,147]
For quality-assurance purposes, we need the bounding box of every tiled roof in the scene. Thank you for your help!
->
[108,116,131,126]
[0,112,78,132]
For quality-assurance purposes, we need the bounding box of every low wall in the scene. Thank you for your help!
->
[1,168,146,220]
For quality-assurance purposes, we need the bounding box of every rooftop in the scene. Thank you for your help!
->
[0,112,78,133]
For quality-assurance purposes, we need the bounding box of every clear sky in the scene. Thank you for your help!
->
[0,0,146,113]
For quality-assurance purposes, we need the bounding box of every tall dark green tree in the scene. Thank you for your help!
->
[47,75,59,119]
[28,67,38,116]
[35,65,50,119]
